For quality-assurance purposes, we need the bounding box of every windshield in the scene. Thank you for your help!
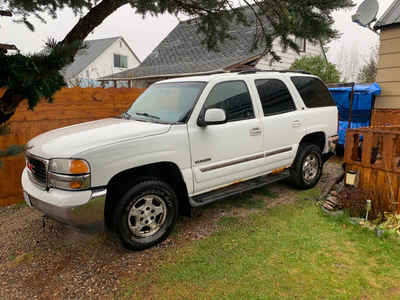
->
[126,81,206,124]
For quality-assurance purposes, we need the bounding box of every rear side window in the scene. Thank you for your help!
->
[203,81,254,121]
[255,79,296,116]
[291,77,335,108]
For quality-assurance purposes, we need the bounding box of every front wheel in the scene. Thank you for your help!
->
[289,144,323,190]
[108,179,179,251]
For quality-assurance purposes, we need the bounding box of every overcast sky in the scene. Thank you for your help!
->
[327,0,392,63]
[0,0,394,63]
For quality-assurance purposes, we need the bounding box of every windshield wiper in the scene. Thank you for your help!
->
[120,111,132,119]
[136,112,160,121]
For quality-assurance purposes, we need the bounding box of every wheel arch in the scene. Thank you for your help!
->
[299,132,325,152]
[105,162,191,221]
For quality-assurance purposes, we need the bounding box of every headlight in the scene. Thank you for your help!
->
[49,158,90,174]
[48,158,91,190]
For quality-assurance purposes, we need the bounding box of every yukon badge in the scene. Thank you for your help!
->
[195,158,211,164]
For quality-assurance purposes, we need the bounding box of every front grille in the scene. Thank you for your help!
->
[26,153,49,188]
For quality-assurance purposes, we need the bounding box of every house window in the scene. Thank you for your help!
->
[114,54,127,68]
[119,41,122,48]
[295,37,306,52]
[86,70,90,77]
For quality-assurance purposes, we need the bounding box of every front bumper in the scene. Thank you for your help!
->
[21,168,106,233]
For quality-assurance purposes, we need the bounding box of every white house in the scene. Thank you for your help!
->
[57,36,140,86]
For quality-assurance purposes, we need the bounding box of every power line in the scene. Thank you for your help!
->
[124,38,155,48]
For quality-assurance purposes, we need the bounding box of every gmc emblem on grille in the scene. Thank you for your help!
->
[27,162,35,174]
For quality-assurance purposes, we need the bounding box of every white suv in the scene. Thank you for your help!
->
[22,70,338,251]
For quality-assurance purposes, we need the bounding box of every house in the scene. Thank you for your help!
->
[51,36,141,86]
[372,0,400,111]
[99,7,325,88]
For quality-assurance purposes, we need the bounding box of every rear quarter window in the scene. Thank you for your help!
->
[291,77,335,108]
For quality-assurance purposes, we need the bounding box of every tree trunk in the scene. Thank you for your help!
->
[60,0,127,47]
[0,0,128,126]
[0,89,23,124]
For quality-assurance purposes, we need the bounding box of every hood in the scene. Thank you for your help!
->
[27,118,171,159]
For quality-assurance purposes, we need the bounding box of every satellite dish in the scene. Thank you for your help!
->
[352,0,379,28]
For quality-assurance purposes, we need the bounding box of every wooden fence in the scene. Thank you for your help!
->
[0,86,145,207]
[371,108,400,126]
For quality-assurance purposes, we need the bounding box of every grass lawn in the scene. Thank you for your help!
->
[116,191,400,300]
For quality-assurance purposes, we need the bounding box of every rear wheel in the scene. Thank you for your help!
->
[108,179,178,251]
[289,143,323,189]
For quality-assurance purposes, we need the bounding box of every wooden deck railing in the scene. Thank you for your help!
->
[344,125,400,213]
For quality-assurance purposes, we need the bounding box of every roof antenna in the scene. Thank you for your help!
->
[351,0,380,35]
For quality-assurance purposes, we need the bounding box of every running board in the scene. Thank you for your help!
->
[189,170,291,207]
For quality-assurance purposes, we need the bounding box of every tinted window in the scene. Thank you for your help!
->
[291,77,335,108]
[255,79,296,116]
[203,81,254,121]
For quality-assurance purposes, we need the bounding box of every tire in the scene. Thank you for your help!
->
[289,143,323,190]
[108,179,179,251]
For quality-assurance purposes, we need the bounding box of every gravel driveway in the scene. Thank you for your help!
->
[0,159,342,299]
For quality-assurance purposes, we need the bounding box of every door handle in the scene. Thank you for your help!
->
[250,127,262,136]
[292,120,302,128]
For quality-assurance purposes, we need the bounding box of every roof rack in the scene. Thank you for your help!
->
[237,68,311,75]
[226,68,260,73]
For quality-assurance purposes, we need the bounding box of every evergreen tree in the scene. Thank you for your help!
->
[0,0,354,124]
[290,54,341,84]
[0,122,24,168]
[0,0,354,168]
[0,0,355,167]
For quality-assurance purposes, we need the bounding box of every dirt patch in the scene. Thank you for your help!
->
[0,159,342,299]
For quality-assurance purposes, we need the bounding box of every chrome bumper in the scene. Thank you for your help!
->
[28,188,107,233]
[22,167,106,233]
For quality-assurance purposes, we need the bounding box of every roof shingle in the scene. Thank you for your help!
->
[39,36,122,79]
[63,36,121,79]
[105,6,273,80]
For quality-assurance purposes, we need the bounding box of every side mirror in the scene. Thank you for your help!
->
[197,108,227,126]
